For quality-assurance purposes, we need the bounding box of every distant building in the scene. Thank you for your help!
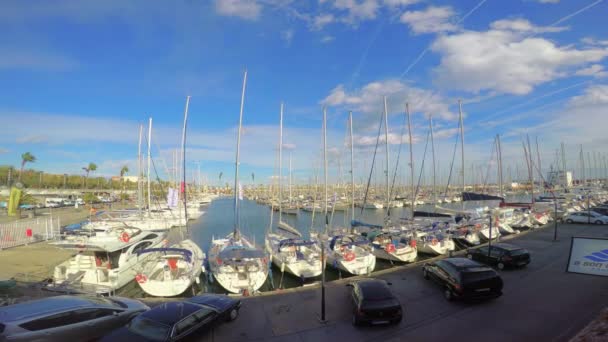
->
[546,170,572,188]
[111,176,140,183]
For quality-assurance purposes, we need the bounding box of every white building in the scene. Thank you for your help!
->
[547,170,572,188]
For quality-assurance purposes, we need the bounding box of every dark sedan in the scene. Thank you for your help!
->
[101,294,241,341]
[423,258,503,301]
[349,279,402,326]
[466,243,531,269]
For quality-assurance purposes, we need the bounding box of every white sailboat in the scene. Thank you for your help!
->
[135,96,207,297]
[266,103,322,280]
[208,71,269,294]
[322,111,376,275]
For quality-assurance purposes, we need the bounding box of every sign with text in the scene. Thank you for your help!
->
[567,237,608,277]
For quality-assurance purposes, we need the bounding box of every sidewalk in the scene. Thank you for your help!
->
[199,223,608,341]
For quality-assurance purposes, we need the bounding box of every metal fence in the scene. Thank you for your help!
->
[0,217,61,250]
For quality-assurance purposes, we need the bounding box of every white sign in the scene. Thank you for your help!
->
[567,237,608,277]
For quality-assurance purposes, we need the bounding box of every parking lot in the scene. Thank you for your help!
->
[199,223,608,341]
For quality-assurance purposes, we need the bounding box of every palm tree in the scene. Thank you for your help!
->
[82,162,97,188]
[19,152,36,181]
[120,165,129,177]
[119,165,129,201]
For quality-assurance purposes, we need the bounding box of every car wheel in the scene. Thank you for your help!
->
[595,220,603,225]
[444,288,453,301]
[565,219,573,224]
[423,268,429,280]
[466,254,473,260]
[497,262,505,270]
[228,308,239,321]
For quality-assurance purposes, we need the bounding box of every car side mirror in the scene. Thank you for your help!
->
[386,282,393,286]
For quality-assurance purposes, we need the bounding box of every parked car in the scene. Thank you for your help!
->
[564,211,608,224]
[101,295,241,341]
[0,295,148,342]
[422,258,503,301]
[348,279,402,326]
[466,243,531,269]
[591,207,608,217]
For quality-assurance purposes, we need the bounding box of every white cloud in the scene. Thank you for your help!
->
[320,79,457,121]
[215,0,261,20]
[321,0,380,24]
[400,6,457,35]
[320,35,335,43]
[431,19,608,95]
[311,13,335,30]
[582,37,608,47]
[490,18,567,33]
[0,148,9,154]
[569,84,608,107]
[575,64,608,78]
[281,29,294,46]
[0,47,77,71]
[383,0,419,7]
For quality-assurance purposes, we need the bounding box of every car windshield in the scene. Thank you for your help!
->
[128,317,170,341]
[461,271,496,284]
[361,285,393,300]
[509,249,528,256]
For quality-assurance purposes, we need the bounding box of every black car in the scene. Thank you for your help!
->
[592,207,608,216]
[101,294,241,341]
[348,279,402,326]
[422,258,503,301]
[466,243,531,269]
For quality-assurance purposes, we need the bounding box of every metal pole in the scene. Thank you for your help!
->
[488,213,492,258]
[321,106,328,323]
[406,103,414,219]
[180,96,191,229]
[147,118,152,217]
[430,115,436,205]
[383,96,390,212]
[553,192,558,241]
[279,102,283,224]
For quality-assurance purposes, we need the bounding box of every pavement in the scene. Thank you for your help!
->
[197,223,608,342]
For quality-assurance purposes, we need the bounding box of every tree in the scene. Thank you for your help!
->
[19,152,36,181]
[120,165,129,177]
[82,162,97,188]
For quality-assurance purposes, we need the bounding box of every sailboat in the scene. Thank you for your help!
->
[135,97,207,297]
[321,111,376,275]
[266,103,323,280]
[208,71,269,294]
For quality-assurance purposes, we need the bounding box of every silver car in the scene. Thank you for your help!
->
[0,295,149,342]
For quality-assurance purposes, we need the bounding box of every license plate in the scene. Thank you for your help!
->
[476,288,490,292]
[372,320,390,325]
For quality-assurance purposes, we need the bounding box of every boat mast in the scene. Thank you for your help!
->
[279,102,284,223]
[383,96,390,213]
[147,117,152,217]
[497,134,503,197]
[429,115,436,206]
[323,107,328,231]
[349,111,355,233]
[137,124,143,218]
[289,153,292,206]
[234,70,247,236]
[458,100,465,209]
[180,96,191,230]
[406,103,414,219]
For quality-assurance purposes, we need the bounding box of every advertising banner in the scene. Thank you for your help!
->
[566,237,608,277]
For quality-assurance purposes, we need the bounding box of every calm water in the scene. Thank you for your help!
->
[127,195,531,297]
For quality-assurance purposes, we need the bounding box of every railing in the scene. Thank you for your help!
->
[0,217,61,250]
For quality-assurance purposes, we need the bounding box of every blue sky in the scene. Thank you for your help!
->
[1,0,607,186]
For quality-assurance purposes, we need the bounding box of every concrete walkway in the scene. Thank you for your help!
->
[200,224,608,341]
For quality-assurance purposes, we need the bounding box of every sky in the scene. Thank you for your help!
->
[0,0,607,187]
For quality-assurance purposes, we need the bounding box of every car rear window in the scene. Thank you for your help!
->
[360,284,392,300]
[508,249,528,256]
[128,317,170,341]
[461,271,497,284]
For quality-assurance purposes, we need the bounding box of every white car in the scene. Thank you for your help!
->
[564,211,608,225]
[0,295,149,341]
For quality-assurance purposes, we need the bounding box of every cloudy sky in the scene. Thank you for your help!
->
[0,0,607,186]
